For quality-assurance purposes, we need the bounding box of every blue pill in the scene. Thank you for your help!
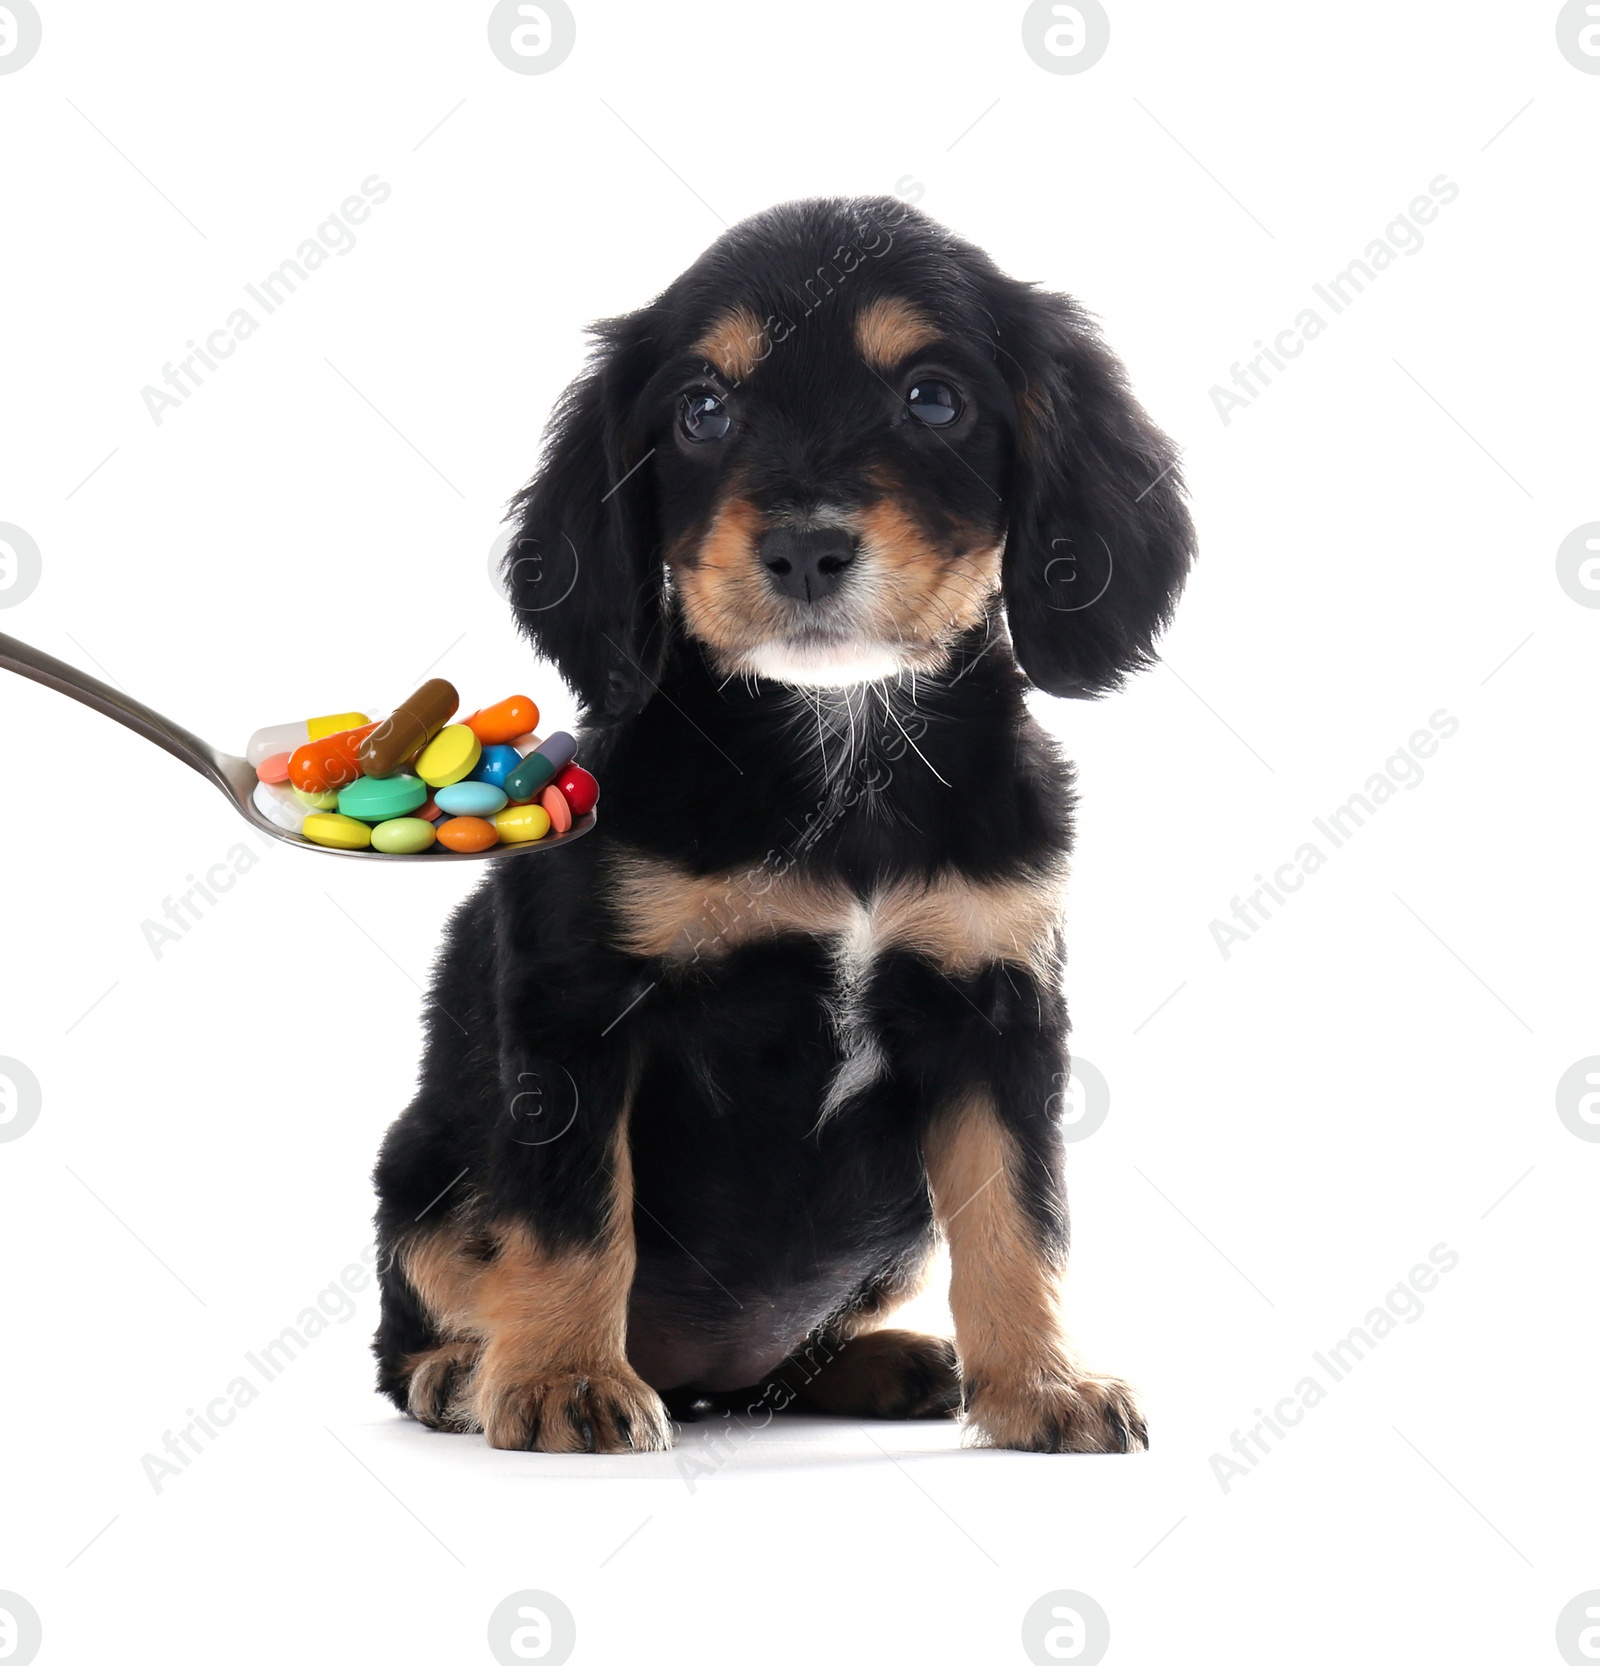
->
[467,744,521,790]
[434,781,509,817]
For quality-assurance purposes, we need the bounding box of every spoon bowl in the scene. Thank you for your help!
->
[0,630,594,862]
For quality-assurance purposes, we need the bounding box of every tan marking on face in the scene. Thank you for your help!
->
[669,471,1000,682]
[608,847,1062,976]
[691,306,769,382]
[854,495,1002,658]
[855,297,941,371]
[1015,383,1050,447]
[669,492,787,654]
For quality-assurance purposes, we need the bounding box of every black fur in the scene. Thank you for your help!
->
[373,197,1193,1445]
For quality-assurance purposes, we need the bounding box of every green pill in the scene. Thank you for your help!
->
[337,774,428,823]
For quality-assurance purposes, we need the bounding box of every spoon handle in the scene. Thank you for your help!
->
[0,628,237,795]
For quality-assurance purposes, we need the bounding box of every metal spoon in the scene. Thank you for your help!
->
[0,629,593,861]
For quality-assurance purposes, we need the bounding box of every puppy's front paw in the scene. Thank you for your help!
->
[478,1365,673,1454]
[965,1367,1147,1454]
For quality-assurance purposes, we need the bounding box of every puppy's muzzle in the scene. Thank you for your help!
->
[758,526,859,605]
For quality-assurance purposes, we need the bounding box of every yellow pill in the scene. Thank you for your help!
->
[306,710,371,742]
[292,786,340,810]
[493,802,551,844]
[300,812,372,850]
[415,723,482,788]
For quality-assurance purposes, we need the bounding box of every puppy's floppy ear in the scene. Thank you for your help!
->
[502,308,664,721]
[993,281,1195,697]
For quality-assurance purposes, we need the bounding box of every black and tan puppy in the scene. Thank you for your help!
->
[373,197,1193,1453]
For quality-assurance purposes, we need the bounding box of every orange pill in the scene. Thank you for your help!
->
[539,783,572,834]
[288,723,378,795]
[436,815,498,853]
[465,695,539,747]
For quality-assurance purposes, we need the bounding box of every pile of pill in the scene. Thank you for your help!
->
[247,680,598,855]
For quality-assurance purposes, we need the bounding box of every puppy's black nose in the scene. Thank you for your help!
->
[759,526,858,604]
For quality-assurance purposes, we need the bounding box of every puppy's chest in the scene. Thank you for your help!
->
[606,846,1064,980]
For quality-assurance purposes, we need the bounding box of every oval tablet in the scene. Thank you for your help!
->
[338,774,428,823]
[436,816,498,853]
[415,724,482,788]
[494,803,551,845]
[539,783,572,834]
[435,781,508,817]
[301,812,372,850]
[372,817,438,855]
[465,694,539,747]
[293,786,339,810]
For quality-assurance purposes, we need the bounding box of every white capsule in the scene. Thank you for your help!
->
[246,709,371,766]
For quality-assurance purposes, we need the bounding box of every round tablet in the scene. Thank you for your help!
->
[539,783,572,834]
[416,724,482,788]
[338,774,428,823]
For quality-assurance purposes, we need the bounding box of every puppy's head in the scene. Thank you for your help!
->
[504,197,1194,718]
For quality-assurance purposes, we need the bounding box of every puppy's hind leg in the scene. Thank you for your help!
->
[772,1248,961,1420]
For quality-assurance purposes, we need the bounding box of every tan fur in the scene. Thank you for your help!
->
[872,868,1062,979]
[396,1126,670,1451]
[925,1090,1147,1452]
[692,306,769,383]
[854,496,1002,658]
[854,296,941,370]
[670,491,791,653]
[608,847,1063,977]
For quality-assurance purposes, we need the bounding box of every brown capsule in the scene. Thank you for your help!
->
[358,678,458,777]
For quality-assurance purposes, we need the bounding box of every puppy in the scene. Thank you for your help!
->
[373,197,1193,1453]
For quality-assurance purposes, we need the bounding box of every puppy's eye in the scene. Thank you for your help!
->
[905,380,963,427]
[680,391,731,442]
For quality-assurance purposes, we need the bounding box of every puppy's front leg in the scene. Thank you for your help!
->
[469,1093,669,1454]
[925,1088,1147,1453]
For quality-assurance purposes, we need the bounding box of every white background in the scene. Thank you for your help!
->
[1,3,1596,1663]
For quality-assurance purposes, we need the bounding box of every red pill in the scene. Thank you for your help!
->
[465,695,539,747]
[256,752,290,785]
[553,764,598,816]
[417,794,443,822]
[288,723,379,795]
[436,816,498,853]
